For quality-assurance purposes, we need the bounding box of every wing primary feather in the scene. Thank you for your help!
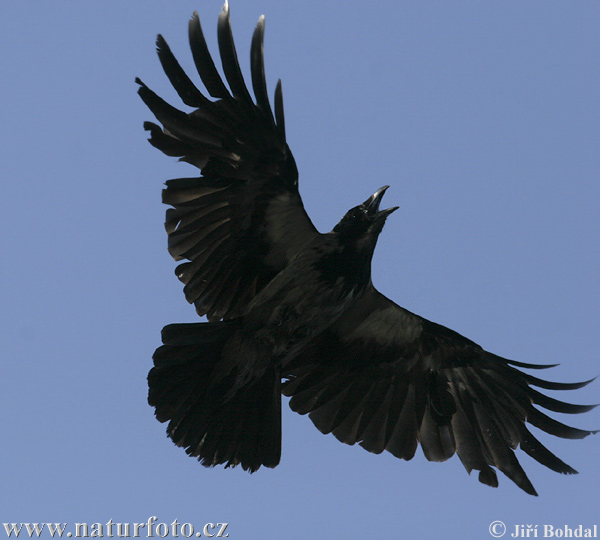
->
[519,427,578,474]
[217,2,254,107]
[137,81,188,132]
[250,15,275,123]
[528,388,598,415]
[274,80,286,141]
[452,374,532,490]
[142,120,191,158]
[526,408,598,440]
[188,11,230,99]
[522,373,596,391]
[472,401,537,496]
[155,34,208,107]
[505,358,559,370]
[450,397,492,476]
[137,80,218,147]
[465,370,523,448]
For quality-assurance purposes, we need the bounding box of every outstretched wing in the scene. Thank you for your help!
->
[137,4,318,321]
[282,285,596,495]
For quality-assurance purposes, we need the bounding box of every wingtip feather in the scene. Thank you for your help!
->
[274,79,286,140]
[250,12,274,122]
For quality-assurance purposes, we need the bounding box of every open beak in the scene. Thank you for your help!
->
[364,185,399,219]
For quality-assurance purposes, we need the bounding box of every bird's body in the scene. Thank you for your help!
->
[245,235,361,342]
[212,232,366,401]
[138,2,595,495]
[245,192,393,346]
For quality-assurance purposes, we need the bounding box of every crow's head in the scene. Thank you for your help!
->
[333,186,399,244]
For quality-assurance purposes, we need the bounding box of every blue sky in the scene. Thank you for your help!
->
[2,1,598,538]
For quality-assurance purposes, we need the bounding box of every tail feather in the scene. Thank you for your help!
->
[185,367,281,471]
[148,321,281,472]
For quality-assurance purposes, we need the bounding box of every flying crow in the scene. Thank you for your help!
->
[137,2,596,495]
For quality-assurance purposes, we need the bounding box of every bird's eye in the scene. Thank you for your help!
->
[345,208,365,222]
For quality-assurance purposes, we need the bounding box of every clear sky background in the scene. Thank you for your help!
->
[2,2,599,538]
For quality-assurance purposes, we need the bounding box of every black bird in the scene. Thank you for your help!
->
[137,2,596,495]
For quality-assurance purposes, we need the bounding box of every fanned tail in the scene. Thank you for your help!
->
[149,321,281,471]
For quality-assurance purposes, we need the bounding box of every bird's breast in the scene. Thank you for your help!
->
[245,257,362,356]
